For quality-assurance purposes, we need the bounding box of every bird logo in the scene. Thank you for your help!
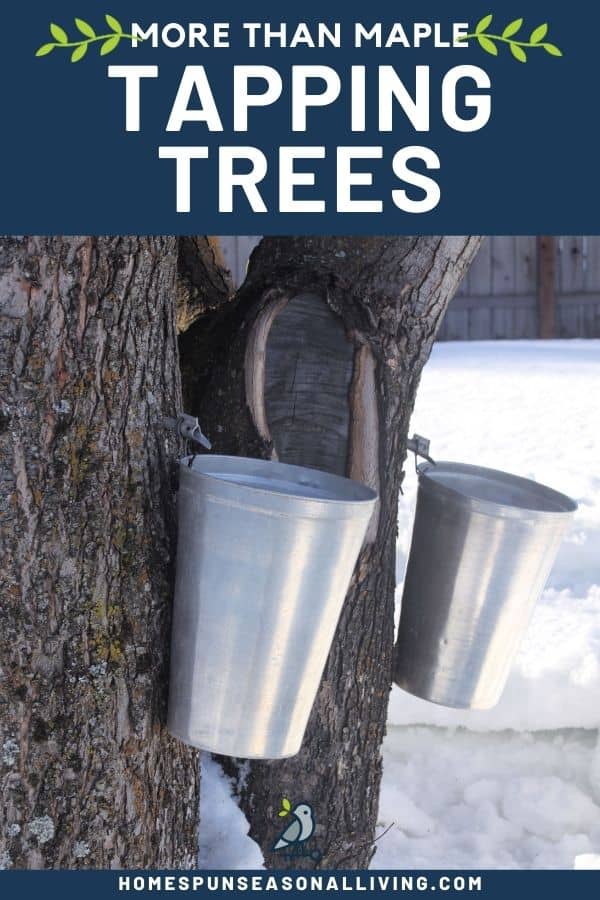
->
[272,797,315,852]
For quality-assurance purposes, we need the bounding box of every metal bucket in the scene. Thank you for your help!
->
[394,461,577,710]
[168,455,377,758]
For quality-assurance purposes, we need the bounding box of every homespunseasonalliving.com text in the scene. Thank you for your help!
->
[118,875,484,892]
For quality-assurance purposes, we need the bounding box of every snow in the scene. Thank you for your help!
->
[374,727,600,869]
[199,339,600,870]
[574,854,600,869]
[376,340,600,869]
[198,754,264,869]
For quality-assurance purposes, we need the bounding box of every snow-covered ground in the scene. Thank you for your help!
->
[199,340,600,870]
[375,728,600,869]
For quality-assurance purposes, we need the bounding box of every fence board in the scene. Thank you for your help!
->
[218,235,261,287]
[491,236,517,295]
[450,293,537,311]
[462,237,492,296]
[440,236,600,340]
[557,303,580,338]
[584,237,600,291]
[469,307,492,340]
[558,236,586,293]
[515,236,537,295]
[492,307,512,339]
[514,307,537,339]
[582,303,598,338]
[443,309,470,341]
[538,236,556,339]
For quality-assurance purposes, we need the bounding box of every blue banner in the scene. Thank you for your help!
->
[0,870,599,897]
[0,0,597,234]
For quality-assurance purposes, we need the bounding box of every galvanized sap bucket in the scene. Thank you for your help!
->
[394,454,577,710]
[168,455,377,758]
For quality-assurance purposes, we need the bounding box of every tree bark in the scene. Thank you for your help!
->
[181,236,482,869]
[0,236,199,868]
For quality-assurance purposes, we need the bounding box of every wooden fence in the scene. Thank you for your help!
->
[218,236,600,340]
[218,236,261,288]
[438,236,600,341]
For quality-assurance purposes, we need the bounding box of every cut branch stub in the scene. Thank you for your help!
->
[245,291,382,540]
[264,293,354,476]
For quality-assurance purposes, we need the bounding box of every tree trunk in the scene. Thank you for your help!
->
[0,236,199,868]
[181,236,482,869]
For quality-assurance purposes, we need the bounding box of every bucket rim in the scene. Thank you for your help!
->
[417,460,578,517]
[180,454,378,507]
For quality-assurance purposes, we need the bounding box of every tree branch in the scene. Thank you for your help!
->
[176,237,234,334]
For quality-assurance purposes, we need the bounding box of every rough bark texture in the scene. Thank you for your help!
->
[177,237,233,334]
[181,236,482,869]
[0,236,199,868]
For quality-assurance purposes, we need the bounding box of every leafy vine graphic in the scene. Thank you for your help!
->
[278,798,292,818]
[459,15,563,62]
[36,14,140,62]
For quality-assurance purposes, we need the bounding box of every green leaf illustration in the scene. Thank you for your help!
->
[278,797,292,816]
[462,15,562,63]
[100,35,121,56]
[75,18,96,39]
[71,43,88,62]
[530,24,548,44]
[477,35,498,55]
[476,14,493,34]
[105,14,123,33]
[50,23,68,44]
[511,43,527,62]
[502,19,523,38]
[36,15,144,62]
